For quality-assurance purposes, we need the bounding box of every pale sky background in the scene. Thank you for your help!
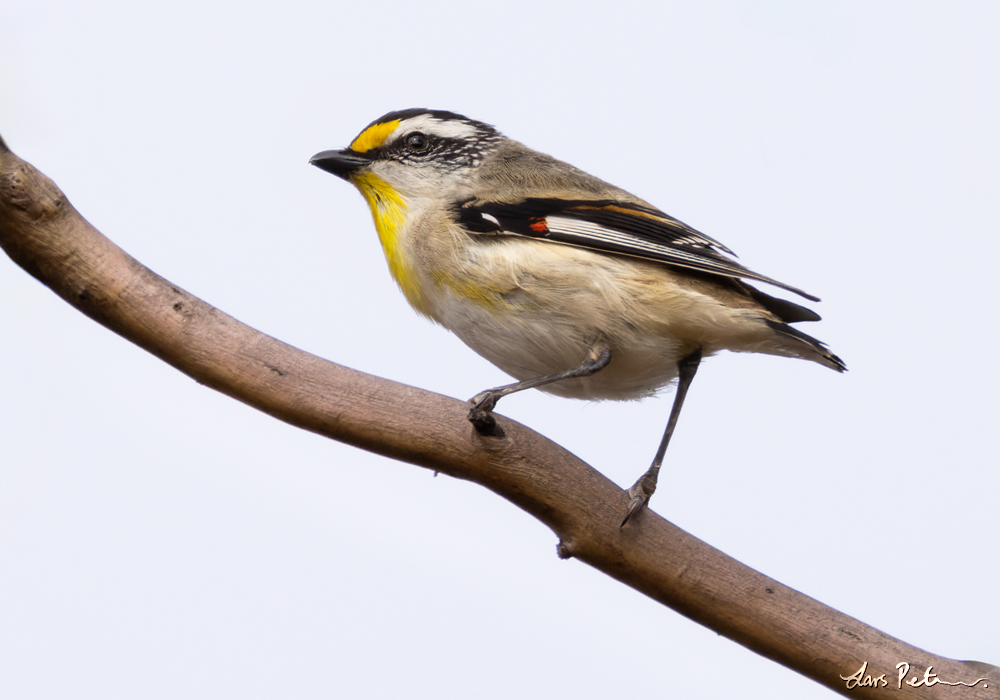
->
[2,2,998,698]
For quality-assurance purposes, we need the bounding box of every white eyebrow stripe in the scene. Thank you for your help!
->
[391,114,481,142]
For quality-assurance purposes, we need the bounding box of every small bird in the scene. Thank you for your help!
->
[311,109,844,525]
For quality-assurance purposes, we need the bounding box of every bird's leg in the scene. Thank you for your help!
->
[468,344,612,437]
[621,348,702,527]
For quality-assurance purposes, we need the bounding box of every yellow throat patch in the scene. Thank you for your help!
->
[351,172,427,313]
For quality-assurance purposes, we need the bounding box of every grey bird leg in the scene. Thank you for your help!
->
[621,348,702,527]
[468,344,613,437]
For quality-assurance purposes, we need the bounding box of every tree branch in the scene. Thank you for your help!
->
[1,136,995,698]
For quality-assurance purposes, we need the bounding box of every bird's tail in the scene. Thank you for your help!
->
[764,320,846,372]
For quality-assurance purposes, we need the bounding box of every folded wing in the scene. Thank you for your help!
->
[456,197,819,302]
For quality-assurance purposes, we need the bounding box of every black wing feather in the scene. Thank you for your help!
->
[457,198,819,302]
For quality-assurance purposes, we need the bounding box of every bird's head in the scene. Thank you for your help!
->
[310,109,502,201]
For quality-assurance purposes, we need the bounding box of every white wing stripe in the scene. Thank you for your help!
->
[541,216,814,298]
[547,216,719,260]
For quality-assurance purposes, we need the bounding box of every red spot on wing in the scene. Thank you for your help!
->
[529,217,549,234]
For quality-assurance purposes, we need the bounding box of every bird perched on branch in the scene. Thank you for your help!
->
[311,109,844,525]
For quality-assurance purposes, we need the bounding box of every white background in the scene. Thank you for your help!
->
[2,2,998,698]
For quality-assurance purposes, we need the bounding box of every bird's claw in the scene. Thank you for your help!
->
[621,470,658,527]
[468,391,504,437]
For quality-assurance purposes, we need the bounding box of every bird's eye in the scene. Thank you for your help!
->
[405,132,429,152]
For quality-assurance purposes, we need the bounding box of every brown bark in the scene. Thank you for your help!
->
[1,134,995,698]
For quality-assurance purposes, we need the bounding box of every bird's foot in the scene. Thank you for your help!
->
[468,390,504,437]
[621,467,660,527]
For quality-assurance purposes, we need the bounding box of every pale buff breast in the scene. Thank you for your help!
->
[418,236,810,400]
